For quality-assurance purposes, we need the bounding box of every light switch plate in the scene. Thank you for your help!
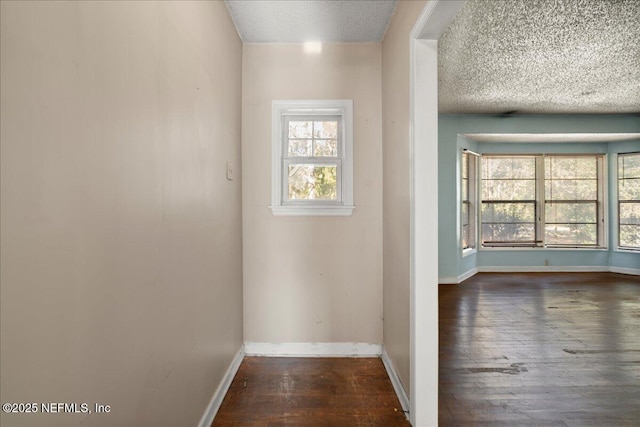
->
[226,161,233,181]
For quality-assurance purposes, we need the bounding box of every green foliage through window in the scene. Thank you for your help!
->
[283,115,341,203]
[288,165,337,200]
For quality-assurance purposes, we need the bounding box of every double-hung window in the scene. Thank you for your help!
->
[481,156,539,246]
[544,156,604,247]
[479,154,605,248]
[618,152,640,250]
[271,100,354,216]
[461,150,478,251]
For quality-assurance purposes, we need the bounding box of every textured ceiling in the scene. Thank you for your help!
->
[225,0,397,43]
[438,0,640,114]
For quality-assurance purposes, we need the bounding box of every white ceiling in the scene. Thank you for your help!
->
[225,0,640,115]
[225,0,397,43]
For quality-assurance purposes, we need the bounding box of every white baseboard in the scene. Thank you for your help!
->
[477,265,609,273]
[439,268,478,284]
[198,346,245,427]
[457,267,478,282]
[609,266,640,276]
[441,265,639,283]
[380,347,410,417]
[243,342,382,357]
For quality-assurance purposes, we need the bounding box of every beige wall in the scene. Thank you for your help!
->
[382,0,426,396]
[0,2,243,426]
[242,44,383,344]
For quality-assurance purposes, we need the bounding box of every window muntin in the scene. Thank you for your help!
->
[618,152,640,250]
[461,151,478,251]
[479,154,605,248]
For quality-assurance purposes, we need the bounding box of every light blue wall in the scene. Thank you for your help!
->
[439,134,478,282]
[438,114,640,281]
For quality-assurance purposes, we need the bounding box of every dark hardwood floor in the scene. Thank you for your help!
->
[212,272,639,426]
[439,272,640,426]
[212,357,410,426]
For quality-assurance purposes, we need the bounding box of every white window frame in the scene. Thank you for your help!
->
[461,149,478,255]
[480,154,541,247]
[543,154,606,248]
[479,153,607,249]
[271,100,355,216]
[617,152,640,252]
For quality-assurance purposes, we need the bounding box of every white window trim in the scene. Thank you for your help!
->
[461,149,479,254]
[271,100,355,216]
[616,152,640,252]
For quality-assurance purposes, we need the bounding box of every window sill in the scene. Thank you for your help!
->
[462,248,477,257]
[480,246,608,251]
[614,248,640,254]
[270,205,355,216]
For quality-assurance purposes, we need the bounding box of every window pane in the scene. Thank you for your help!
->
[462,177,469,201]
[545,156,598,201]
[619,154,640,179]
[288,165,337,200]
[462,154,468,180]
[482,224,535,242]
[314,121,338,138]
[545,202,596,224]
[545,224,597,245]
[288,139,312,157]
[314,139,337,157]
[620,225,640,248]
[620,203,640,225]
[482,157,536,179]
[482,202,535,223]
[618,178,640,200]
[462,224,469,248]
[545,157,597,179]
[462,202,469,227]
[288,121,313,138]
[482,179,535,200]
[545,179,597,200]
